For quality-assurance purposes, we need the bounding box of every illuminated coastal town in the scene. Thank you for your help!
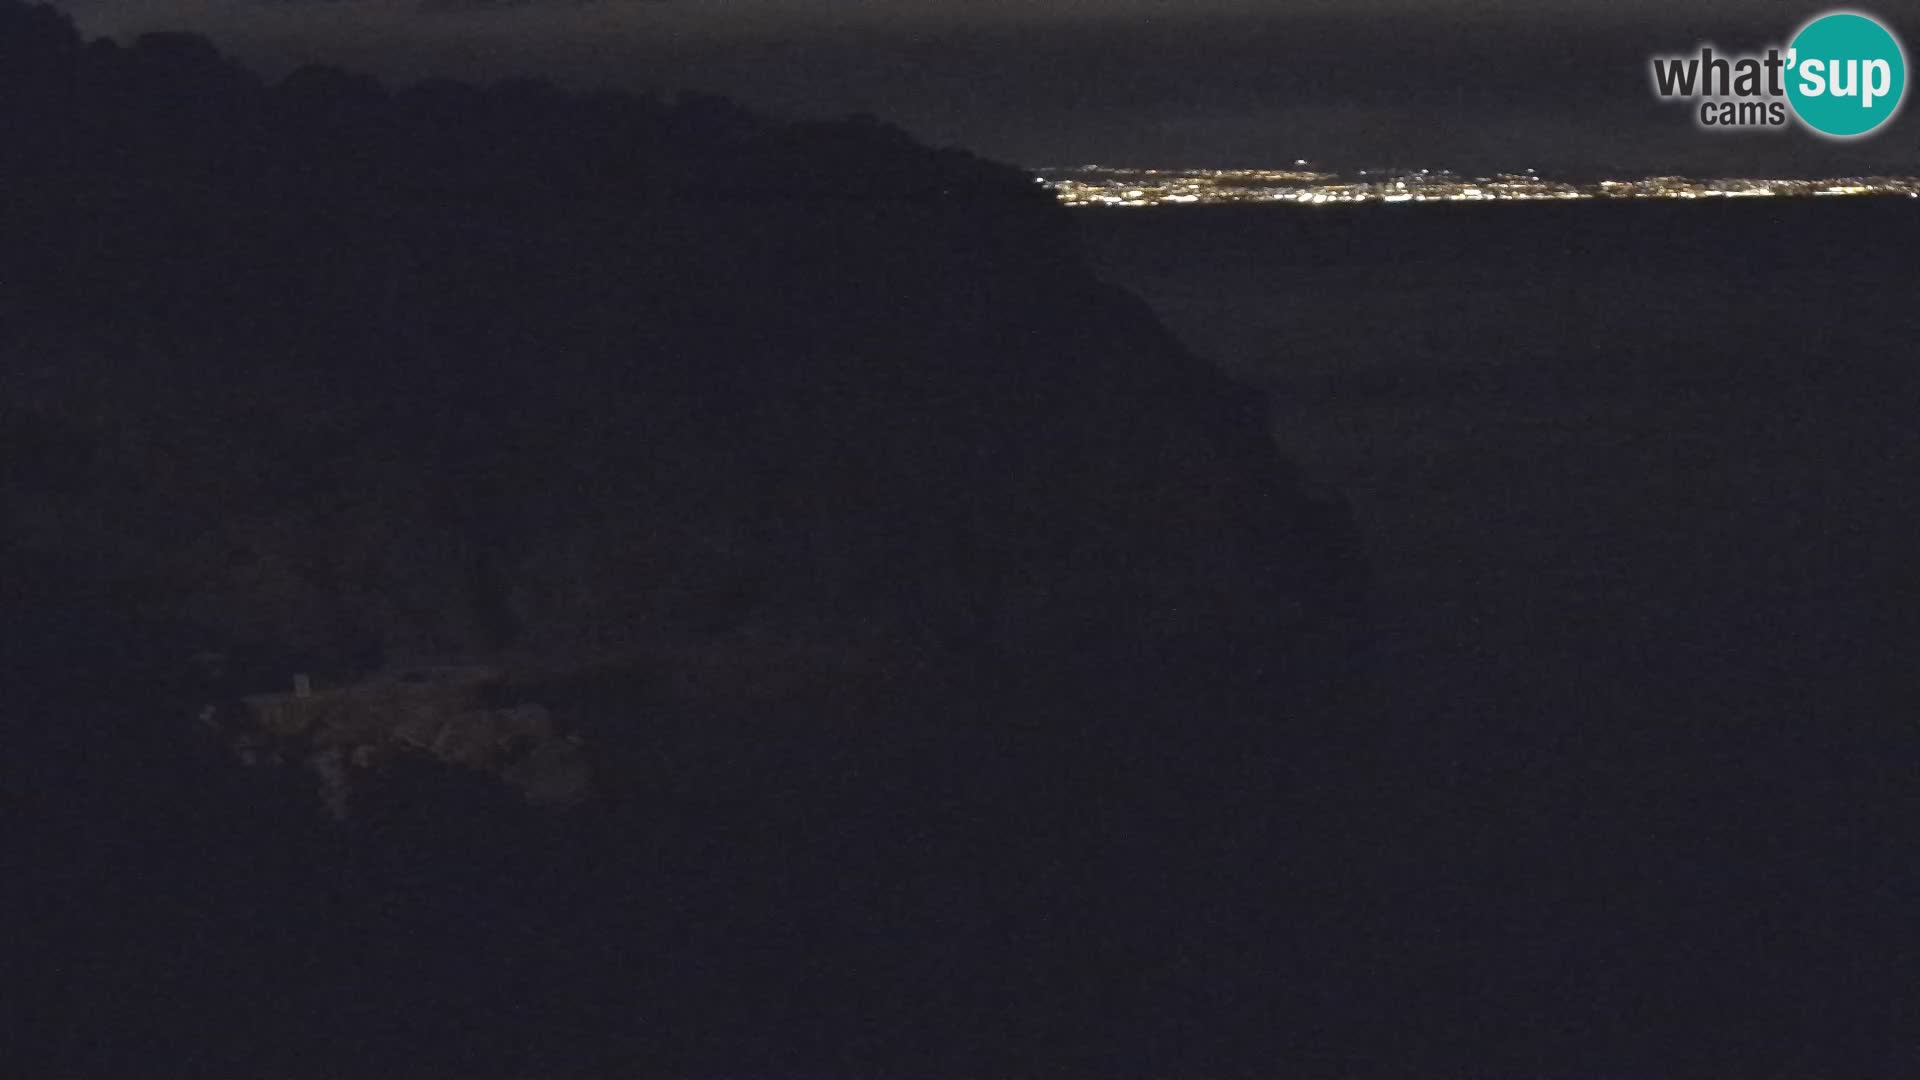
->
[1039,166,1920,207]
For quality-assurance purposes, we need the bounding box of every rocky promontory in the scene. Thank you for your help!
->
[3,3,1367,1073]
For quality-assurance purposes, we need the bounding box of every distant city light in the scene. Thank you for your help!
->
[1035,166,1920,208]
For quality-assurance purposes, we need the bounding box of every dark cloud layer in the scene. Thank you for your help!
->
[411,0,669,13]
[47,1,1920,171]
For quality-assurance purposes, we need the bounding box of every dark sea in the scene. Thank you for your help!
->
[1076,197,1920,1074]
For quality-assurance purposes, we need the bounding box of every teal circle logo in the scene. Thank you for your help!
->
[1786,10,1907,138]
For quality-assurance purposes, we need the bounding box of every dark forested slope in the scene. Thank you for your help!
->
[1,4,1366,1075]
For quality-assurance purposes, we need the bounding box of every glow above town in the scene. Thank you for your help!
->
[1038,166,1920,207]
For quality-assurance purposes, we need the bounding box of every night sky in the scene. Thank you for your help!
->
[47,0,1920,174]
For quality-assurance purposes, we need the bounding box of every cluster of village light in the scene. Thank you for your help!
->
[1038,166,1920,207]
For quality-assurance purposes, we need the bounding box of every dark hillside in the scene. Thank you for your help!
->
[1,4,1366,1075]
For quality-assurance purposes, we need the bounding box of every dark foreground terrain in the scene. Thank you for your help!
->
[1082,198,1920,1073]
[2,5,1370,1077]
